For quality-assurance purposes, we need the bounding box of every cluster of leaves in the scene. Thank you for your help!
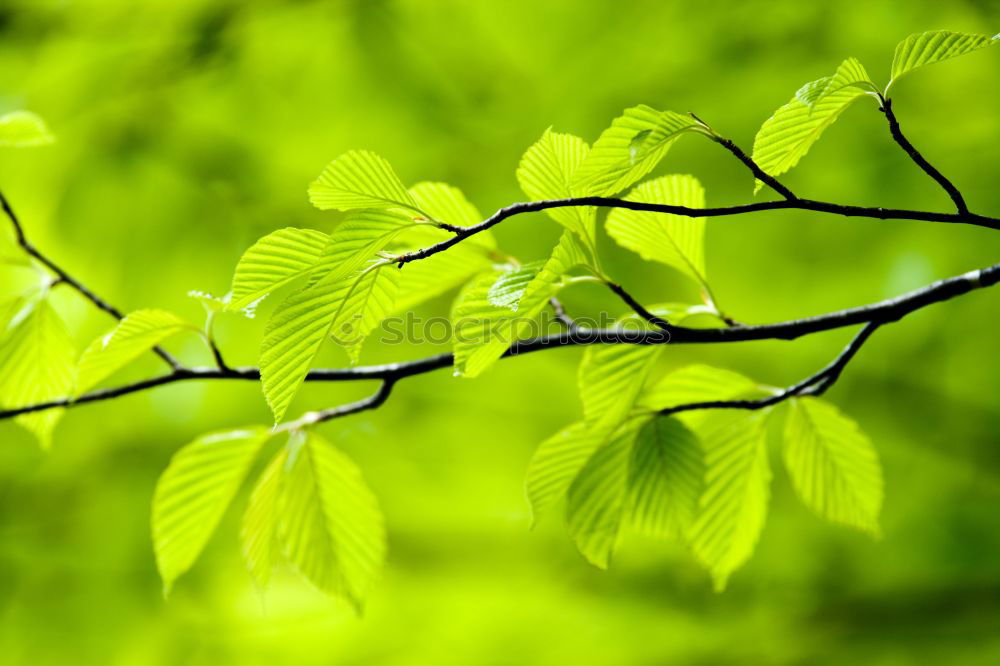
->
[0,30,996,609]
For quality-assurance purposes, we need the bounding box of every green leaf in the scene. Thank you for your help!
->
[226,228,330,312]
[526,421,609,523]
[889,30,999,89]
[309,209,416,287]
[639,364,760,428]
[798,58,877,108]
[486,260,546,311]
[783,397,883,535]
[565,416,647,568]
[517,128,597,248]
[261,261,399,422]
[241,447,287,590]
[752,67,876,193]
[0,111,55,147]
[578,342,663,430]
[451,231,584,378]
[0,297,76,448]
[688,410,771,591]
[308,150,420,213]
[606,174,708,289]
[278,432,385,610]
[627,415,704,539]
[152,427,271,595]
[572,105,706,196]
[75,309,195,394]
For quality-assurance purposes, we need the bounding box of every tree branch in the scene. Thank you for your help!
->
[0,190,182,371]
[3,261,996,422]
[880,98,969,215]
[659,321,880,416]
[395,197,1000,268]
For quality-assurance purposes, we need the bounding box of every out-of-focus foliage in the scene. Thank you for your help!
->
[2,1,1000,664]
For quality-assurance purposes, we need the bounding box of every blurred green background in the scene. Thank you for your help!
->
[2,1,1000,664]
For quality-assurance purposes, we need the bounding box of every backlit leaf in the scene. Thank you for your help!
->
[606,174,708,288]
[227,228,330,312]
[688,410,771,591]
[0,111,55,147]
[889,30,999,88]
[783,397,883,535]
[0,297,76,448]
[241,447,286,590]
[278,432,385,610]
[152,427,271,595]
[76,309,195,394]
[627,416,704,539]
[308,150,421,213]
[517,128,596,247]
[572,105,706,196]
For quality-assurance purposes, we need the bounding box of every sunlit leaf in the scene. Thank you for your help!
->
[309,209,416,287]
[486,260,546,311]
[783,397,883,535]
[798,58,877,107]
[260,261,398,422]
[278,432,386,610]
[409,182,496,251]
[526,421,608,523]
[752,70,876,193]
[565,416,647,568]
[0,297,76,447]
[688,409,771,591]
[573,105,706,196]
[627,415,704,539]
[517,128,596,247]
[227,228,330,312]
[889,30,999,88]
[241,447,286,590]
[76,309,195,394]
[451,231,584,377]
[152,427,271,595]
[308,150,421,213]
[639,364,761,428]
[0,110,55,147]
[606,174,708,288]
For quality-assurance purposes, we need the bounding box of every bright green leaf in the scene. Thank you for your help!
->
[0,297,76,448]
[241,447,287,590]
[606,174,708,289]
[783,397,883,535]
[486,260,546,311]
[152,427,271,595]
[752,68,877,192]
[451,231,584,377]
[688,410,771,591]
[76,309,195,394]
[639,364,761,428]
[627,416,704,539]
[565,417,646,568]
[799,58,878,108]
[526,421,608,523]
[227,228,330,312]
[260,261,399,422]
[0,111,55,147]
[309,209,416,287]
[409,182,495,251]
[572,105,706,196]
[308,150,421,213]
[517,128,597,248]
[278,432,385,610]
[889,30,999,89]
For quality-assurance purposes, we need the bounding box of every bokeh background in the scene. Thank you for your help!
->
[2,1,1000,664]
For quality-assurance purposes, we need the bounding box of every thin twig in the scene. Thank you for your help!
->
[276,380,396,431]
[2,262,996,422]
[659,322,880,415]
[880,98,969,214]
[0,190,182,370]
[605,282,673,332]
